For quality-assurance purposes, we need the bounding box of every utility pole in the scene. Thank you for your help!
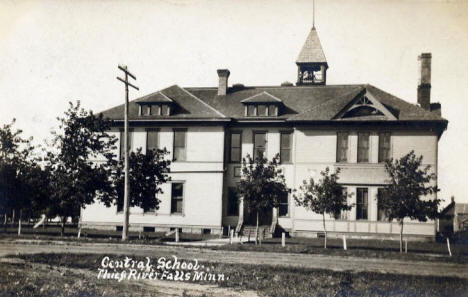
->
[117,65,139,241]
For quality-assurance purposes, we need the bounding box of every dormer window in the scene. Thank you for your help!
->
[241,91,283,117]
[135,91,174,117]
[245,104,278,117]
[138,103,171,116]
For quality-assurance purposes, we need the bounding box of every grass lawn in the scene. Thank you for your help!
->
[214,236,468,263]
[0,225,217,244]
[4,253,468,297]
[2,224,468,264]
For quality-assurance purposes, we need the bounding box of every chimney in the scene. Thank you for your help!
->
[417,53,431,110]
[217,69,230,96]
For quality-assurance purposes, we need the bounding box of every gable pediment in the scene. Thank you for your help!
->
[333,90,397,120]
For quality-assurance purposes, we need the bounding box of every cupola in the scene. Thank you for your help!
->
[296,27,328,86]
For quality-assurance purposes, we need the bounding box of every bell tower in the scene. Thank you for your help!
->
[296,27,328,86]
[296,1,328,86]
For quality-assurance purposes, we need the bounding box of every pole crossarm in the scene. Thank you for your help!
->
[118,64,137,80]
[116,76,139,90]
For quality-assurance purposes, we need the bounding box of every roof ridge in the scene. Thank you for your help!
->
[178,86,227,118]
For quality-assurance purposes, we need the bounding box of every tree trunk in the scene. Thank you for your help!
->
[17,210,22,236]
[60,217,66,237]
[235,197,244,235]
[3,214,7,232]
[399,220,404,253]
[11,209,15,225]
[255,211,259,245]
[322,213,327,249]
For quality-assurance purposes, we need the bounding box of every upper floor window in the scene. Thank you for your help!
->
[253,132,267,160]
[378,132,391,162]
[173,129,186,161]
[336,132,348,163]
[280,132,292,163]
[119,129,133,160]
[229,132,242,163]
[146,129,158,153]
[357,132,370,163]
[170,182,184,214]
[356,188,368,220]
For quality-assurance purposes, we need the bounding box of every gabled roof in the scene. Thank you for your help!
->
[240,91,283,103]
[135,91,173,103]
[296,27,327,64]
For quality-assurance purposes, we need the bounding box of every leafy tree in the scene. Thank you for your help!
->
[381,150,440,252]
[237,154,289,245]
[23,165,52,221]
[294,167,351,249]
[102,147,171,216]
[46,101,117,236]
[0,119,36,233]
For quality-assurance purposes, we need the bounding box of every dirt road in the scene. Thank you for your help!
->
[1,240,467,279]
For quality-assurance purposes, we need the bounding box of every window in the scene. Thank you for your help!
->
[257,105,267,116]
[356,188,368,220]
[146,129,158,153]
[143,226,155,232]
[140,105,151,116]
[151,105,161,116]
[253,132,267,160]
[378,132,391,162]
[173,129,186,161]
[119,129,133,160]
[335,187,349,220]
[233,166,241,177]
[227,187,239,216]
[268,105,277,116]
[377,188,389,221]
[229,132,242,163]
[279,193,289,217]
[246,104,278,117]
[170,183,184,214]
[247,105,256,116]
[336,132,348,162]
[161,104,170,116]
[280,132,292,163]
[357,132,370,163]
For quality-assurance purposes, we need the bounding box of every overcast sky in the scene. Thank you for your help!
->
[1,0,467,204]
